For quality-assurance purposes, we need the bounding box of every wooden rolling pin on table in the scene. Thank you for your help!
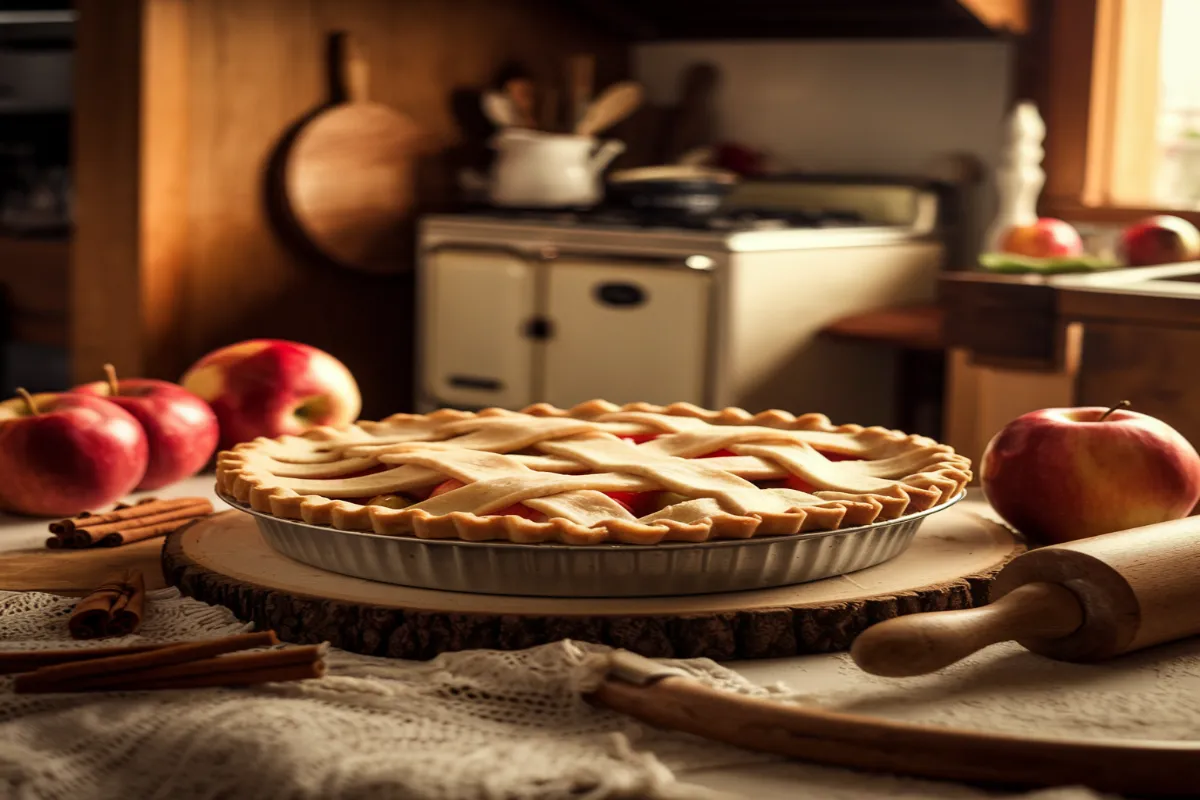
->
[598,516,1200,797]
[852,516,1200,676]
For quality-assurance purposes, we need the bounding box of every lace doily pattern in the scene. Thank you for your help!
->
[218,400,971,544]
[0,589,764,800]
[0,589,1124,800]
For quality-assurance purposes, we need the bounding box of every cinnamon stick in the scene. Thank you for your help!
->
[26,644,327,693]
[130,661,325,691]
[0,642,171,675]
[14,630,280,691]
[68,569,147,639]
[70,500,213,547]
[95,519,203,547]
[51,497,210,535]
[62,662,326,693]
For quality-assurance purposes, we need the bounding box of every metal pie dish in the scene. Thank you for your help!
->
[217,491,965,598]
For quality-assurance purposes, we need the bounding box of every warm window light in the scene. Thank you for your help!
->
[1155,0,1200,208]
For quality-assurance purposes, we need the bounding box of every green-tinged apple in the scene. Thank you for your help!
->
[1119,215,1200,266]
[0,389,149,517]
[181,339,361,450]
[981,402,1200,544]
[72,365,218,490]
[999,218,1084,259]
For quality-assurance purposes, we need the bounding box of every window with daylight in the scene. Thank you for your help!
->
[1039,0,1200,223]
[1155,0,1200,208]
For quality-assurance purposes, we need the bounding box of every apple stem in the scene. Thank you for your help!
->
[103,363,120,397]
[1099,400,1131,422]
[15,387,39,416]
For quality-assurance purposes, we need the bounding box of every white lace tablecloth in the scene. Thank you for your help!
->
[5,588,1197,800]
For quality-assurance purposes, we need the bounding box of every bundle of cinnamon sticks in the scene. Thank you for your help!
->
[2,630,326,693]
[69,568,146,639]
[47,497,213,549]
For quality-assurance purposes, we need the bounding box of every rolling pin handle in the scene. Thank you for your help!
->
[851,582,1085,677]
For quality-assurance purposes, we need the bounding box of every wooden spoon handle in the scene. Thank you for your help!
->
[850,581,1085,677]
[331,31,369,103]
[575,81,644,137]
[590,675,1200,797]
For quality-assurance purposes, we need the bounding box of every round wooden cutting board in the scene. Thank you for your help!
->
[279,32,420,274]
[163,500,1022,661]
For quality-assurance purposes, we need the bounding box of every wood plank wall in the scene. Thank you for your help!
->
[75,0,627,417]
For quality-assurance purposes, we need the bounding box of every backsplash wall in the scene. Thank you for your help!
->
[634,40,1014,254]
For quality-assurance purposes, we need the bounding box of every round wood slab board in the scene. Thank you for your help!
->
[163,500,1022,661]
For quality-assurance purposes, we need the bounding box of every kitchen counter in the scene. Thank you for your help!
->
[939,263,1200,464]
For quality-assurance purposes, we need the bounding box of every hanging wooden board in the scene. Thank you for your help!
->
[276,32,421,274]
[162,500,1022,661]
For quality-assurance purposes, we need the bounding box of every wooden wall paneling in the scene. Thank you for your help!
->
[140,0,190,379]
[73,0,189,383]
[180,0,628,416]
[73,0,626,414]
[72,1,144,382]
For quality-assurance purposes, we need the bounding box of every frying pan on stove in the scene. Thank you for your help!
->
[605,165,739,219]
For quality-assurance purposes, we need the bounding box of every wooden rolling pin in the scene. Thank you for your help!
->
[852,516,1200,677]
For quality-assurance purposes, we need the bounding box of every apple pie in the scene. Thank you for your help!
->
[216,400,971,545]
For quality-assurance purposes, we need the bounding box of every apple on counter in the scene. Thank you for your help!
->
[1119,215,1200,267]
[0,389,149,517]
[72,364,219,490]
[998,217,1084,259]
[181,339,361,450]
[981,402,1200,545]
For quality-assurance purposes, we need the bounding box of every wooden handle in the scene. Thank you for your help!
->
[851,582,1085,677]
[331,31,368,103]
[567,54,594,126]
[575,82,644,138]
[590,675,1200,797]
[992,515,1200,661]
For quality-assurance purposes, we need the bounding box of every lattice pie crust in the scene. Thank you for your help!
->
[217,400,972,545]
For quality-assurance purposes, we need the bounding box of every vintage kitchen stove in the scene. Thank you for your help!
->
[417,178,948,425]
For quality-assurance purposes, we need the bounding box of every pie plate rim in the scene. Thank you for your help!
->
[216,489,965,551]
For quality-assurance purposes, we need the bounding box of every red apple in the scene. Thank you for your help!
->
[180,339,361,450]
[1119,215,1200,267]
[999,218,1084,259]
[72,365,219,490]
[0,389,148,517]
[981,404,1200,544]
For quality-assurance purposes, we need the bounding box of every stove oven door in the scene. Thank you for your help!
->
[542,258,711,408]
[420,247,537,410]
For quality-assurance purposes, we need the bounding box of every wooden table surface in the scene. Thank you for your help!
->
[2,483,1186,800]
[0,475,220,595]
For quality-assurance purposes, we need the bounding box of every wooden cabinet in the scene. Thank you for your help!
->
[942,264,1200,468]
[1075,322,1200,447]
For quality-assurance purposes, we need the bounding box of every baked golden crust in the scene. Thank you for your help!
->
[216,400,971,545]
